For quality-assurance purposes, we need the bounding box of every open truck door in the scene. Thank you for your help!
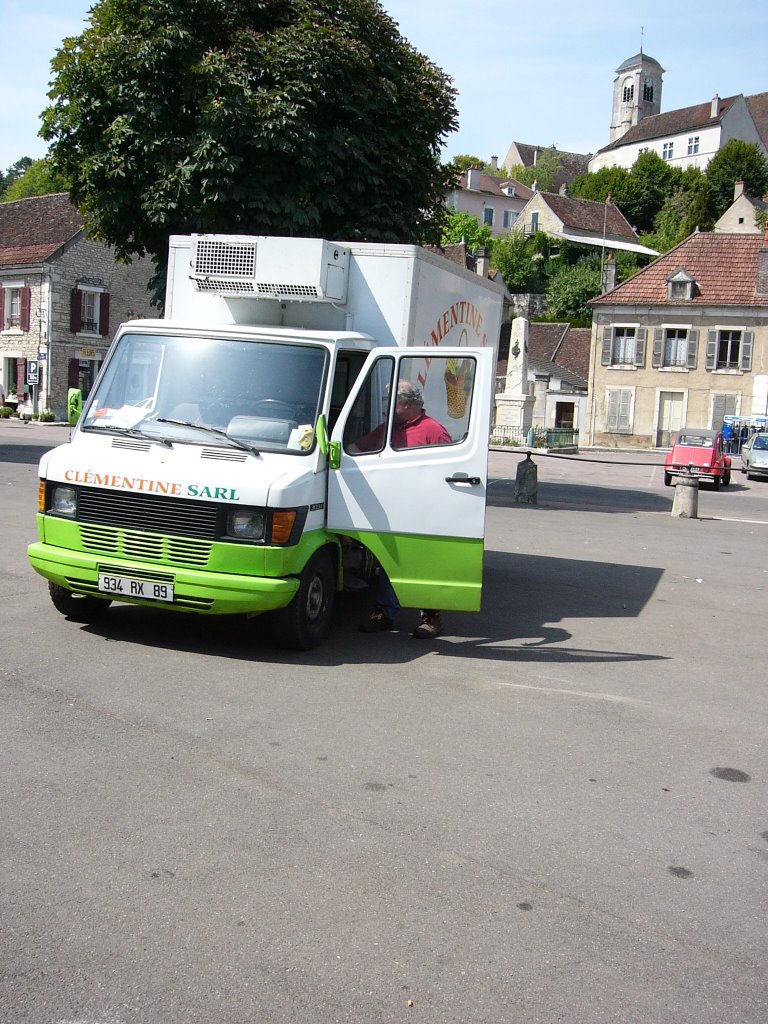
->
[327,346,495,612]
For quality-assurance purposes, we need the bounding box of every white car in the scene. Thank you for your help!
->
[740,432,768,480]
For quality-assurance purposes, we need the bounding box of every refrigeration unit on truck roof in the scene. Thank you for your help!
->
[189,234,350,302]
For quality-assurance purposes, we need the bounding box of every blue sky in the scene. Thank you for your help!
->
[1,0,766,174]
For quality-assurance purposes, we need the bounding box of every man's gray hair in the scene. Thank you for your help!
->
[397,381,424,406]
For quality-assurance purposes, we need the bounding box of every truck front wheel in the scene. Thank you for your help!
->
[269,549,336,650]
[48,582,112,622]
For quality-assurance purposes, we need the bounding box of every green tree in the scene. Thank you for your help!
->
[703,139,768,218]
[449,155,485,173]
[0,157,33,197]
[569,165,629,205]
[490,231,543,292]
[544,255,602,325]
[2,158,69,202]
[507,146,562,192]
[42,0,459,300]
[440,210,492,250]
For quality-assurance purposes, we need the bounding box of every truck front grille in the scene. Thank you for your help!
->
[76,486,218,539]
[80,524,211,567]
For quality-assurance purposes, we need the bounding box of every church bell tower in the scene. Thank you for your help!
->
[609,50,664,143]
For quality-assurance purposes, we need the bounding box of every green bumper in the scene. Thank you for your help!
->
[27,513,321,615]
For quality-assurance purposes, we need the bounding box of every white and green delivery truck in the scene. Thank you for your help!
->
[28,234,505,648]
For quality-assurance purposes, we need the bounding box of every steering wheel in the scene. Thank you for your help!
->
[250,399,297,419]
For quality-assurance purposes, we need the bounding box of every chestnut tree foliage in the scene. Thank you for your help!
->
[42,0,458,298]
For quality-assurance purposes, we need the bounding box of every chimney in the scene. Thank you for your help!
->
[490,155,498,171]
[601,252,617,294]
[467,167,482,191]
[734,179,745,200]
[476,246,490,279]
[559,183,568,196]
[711,94,720,118]
[757,228,768,296]
[532,179,539,192]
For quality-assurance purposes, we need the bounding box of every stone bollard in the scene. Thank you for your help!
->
[671,472,699,519]
[515,452,538,504]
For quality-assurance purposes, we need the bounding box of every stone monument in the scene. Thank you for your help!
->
[494,316,534,434]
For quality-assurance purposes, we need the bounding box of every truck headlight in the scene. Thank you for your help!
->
[51,485,77,517]
[226,509,266,541]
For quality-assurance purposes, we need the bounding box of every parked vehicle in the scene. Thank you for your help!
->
[28,234,505,649]
[663,428,731,489]
[740,431,768,480]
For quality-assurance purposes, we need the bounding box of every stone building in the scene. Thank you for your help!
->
[587,230,768,448]
[0,193,155,418]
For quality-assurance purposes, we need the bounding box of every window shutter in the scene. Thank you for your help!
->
[0,288,4,328]
[601,327,614,366]
[70,288,82,333]
[17,358,27,392]
[99,292,110,337]
[740,331,754,371]
[686,330,698,370]
[606,390,619,430]
[68,358,80,388]
[705,330,718,370]
[634,328,647,367]
[651,328,664,368]
[20,287,31,331]
[619,390,632,431]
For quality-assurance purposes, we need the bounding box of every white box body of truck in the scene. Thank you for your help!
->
[29,235,505,648]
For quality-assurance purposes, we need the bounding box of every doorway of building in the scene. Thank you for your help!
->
[554,401,575,429]
[656,391,684,447]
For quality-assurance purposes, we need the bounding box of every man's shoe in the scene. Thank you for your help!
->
[412,611,442,639]
[359,608,395,633]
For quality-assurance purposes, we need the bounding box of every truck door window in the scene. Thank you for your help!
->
[343,358,395,454]
[394,355,476,446]
[329,351,368,432]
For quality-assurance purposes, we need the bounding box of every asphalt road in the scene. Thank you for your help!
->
[2,421,768,1024]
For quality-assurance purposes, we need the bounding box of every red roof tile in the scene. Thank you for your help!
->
[538,192,637,240]
[0,193,83,267]
[591,231,768,306]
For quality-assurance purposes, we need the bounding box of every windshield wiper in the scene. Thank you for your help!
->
[83,423,173,448]
[155,417,260,456]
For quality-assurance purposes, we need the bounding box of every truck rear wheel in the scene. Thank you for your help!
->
[49,582,112,622]
[269,549,336,650]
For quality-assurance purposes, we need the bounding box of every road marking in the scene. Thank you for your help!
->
[494,680,658,707]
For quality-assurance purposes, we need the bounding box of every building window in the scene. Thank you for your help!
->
[653,328,698,369]
[687,136,700,156]
[643,80,654,102]
[706,329,753,371]
[669,281,688,299]
[606,388,634,433]
[622,79,634,104]
[503,210,517,228]
[664,329,688,366]
[613,327,636,364]
[1,284,31,331]
[530,211,539,233]
[483,207,494,227]
[71,286,110,337]
[601,326,647,368]
[662,142,674,161]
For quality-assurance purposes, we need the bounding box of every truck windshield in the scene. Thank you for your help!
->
[81,332,329,454]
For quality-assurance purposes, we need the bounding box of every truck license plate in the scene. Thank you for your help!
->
[98,573,174,602]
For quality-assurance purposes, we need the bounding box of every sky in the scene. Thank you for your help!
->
[1,0,767,175]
